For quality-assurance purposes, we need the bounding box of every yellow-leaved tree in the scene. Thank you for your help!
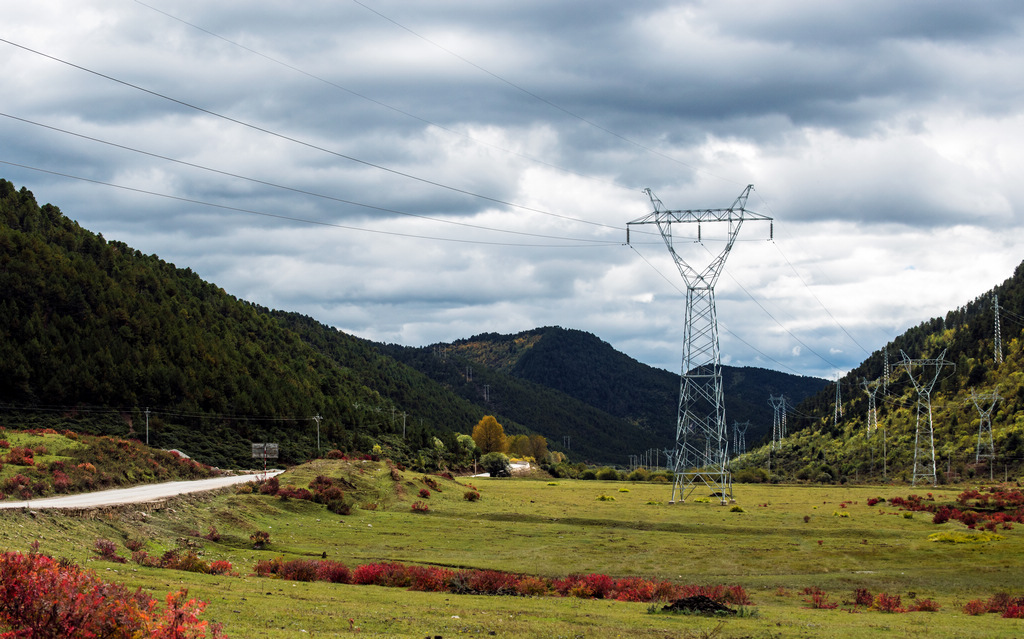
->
[472,415,507,454]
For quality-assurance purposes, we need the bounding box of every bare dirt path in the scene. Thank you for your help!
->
[0,470,283,510]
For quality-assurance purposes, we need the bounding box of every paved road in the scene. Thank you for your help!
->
[0,470,284,511]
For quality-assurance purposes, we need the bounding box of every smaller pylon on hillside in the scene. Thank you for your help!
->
[970,388,1001,464]
[900,350,954,486]
[732,420,750,457]
[768,395,786,448]
[994,293,1004,365]
[861,378,881,471]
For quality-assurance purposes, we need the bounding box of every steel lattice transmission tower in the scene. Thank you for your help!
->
[993,293,1003,365]
[768,394,786,447]
[971,388,1000,464]
[899,350,954,486]
[833,377,843,425]
[861,379,881,472]
[732,420,750,457]
[628,185,771,504]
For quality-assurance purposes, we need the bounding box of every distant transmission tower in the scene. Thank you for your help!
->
[883,349,890,395]
[993,293,1003,365]
[970,388,1000,464]
[628,185,771,504]
[768,395,786,448]
[861,379,881,471]
[900,350,954,486]
[833,377,843,425]
[732,420,750,457]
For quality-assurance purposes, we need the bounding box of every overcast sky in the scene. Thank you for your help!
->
[3,1,1023,379]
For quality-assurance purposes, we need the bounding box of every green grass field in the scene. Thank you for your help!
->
[2,459,1023,637]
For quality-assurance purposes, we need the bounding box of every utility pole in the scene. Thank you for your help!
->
[145,407,150,446]
[312,414,322,454]
[628,185,771,504]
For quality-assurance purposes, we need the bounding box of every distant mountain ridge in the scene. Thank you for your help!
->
[0,177,828,468]
[392,326,829,450]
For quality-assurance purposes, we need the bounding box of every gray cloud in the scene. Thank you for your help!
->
[2,1,1023,380]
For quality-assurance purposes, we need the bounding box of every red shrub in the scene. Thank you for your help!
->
[407,565,453,592]
[1003,604,1024,619]
[208,560,233,576]
[277,560,318,582]
[4,446,34,466]
[250,531,270,549]
[315,560,351,584]
[419,488,431,499]
[580,573,614,599]
[277,486,313,501]
[611,577,655,602]
[411,501,430,513]
[874,592,905,613]
[257,477,279,495]
[962,599,988,615]
[2,473,31,494]
[124,538,146,552]
[908,598,941,612]
[463,490,481,502]
[466,569,520,595]
[0,551,224,638]
[854,588,873,607]
[516,575,551,597]
[203,526,221,542]
[351,563,388,586]
[93,538,126,564]
[0,439,9,449]
[52,470,70,493]
[326,449,346,459]
[806,592,838,609]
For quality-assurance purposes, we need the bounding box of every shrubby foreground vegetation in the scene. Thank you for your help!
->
[2,438,1024,637]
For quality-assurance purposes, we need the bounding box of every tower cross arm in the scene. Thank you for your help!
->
[628,186,773,226]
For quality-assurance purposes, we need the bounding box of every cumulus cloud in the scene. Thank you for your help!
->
[2,0,1023,379]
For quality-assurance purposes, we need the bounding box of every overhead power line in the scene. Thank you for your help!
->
[349,0,743,188]
[0,159,619,249]
[0,112,612,244]
[132,0,633,195]
[0,37,616,231]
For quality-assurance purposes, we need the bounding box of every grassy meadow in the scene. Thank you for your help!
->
[2,457,1023,637]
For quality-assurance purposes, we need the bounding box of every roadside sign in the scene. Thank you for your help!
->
[251,443,279,459]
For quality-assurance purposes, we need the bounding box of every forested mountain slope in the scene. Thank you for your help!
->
[390,327,828,449]
[0,179,497,467]
[736,261,1024,482]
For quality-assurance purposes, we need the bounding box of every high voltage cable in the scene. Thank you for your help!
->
[0,112,613,244]
[627,244,801,375]
[753,192,876,357]
[693,242,842,371]
[0,401,311,423]
[349,0,743,189]
[0,37,617,232]
[0,159,619,249]
[132,0,633,195]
